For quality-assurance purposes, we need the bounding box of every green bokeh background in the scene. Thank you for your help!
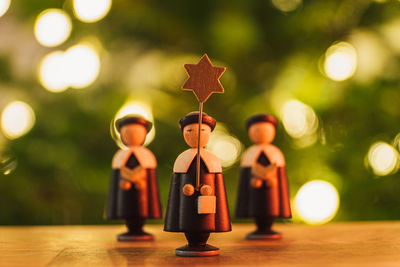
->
[1,0,400,225]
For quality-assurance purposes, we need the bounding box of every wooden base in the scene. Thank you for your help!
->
[175,244,220,257]
[246,231,282,240]
[117,232,154,242]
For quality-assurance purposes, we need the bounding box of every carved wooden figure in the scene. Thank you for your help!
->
[105,116,162,241]
[235,114,291,240]
[164,112,231,256]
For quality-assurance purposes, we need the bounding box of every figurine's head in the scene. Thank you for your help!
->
[246,114,277,144]
[179,112,216,148]
[116,115,152,147]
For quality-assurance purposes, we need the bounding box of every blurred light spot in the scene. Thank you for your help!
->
[64,44,100,89]
[0,0,11,18]
[34,9,72,47]
[349,31,388,82]
[207,125,243,168]
[161,55,194,91]
[0,154,17,175]
[367,142,399,176]
[112,101,155,147]
[73,0,112,23]
[38,51,69,93]
[1,101,35,140]
[393,133,400,151]
[127,52,164,89]
[381,19,400,54]
[271,0,302,12]
[324,42,357,81]
[281,99,318,139]
[38,43,100,92]
[294,180,340,225]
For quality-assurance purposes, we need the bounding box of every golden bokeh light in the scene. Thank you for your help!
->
[367,142,399,176]
[207,125,242,168]
[294,180,340,225]
[73,0,112,23]
[127,51,164,89]
[393,133,400,151]
[271,0,302,12]
[64,44,100,89]
[0,0,10,18]
[381,19,400,54]
[349,30,388,83]
[34,9,72,47]
[38,43,100,92]
[112,101,155,148]
[281,99,318,140]
[323,42,357,81]
[1,101,35,140]
[38,51,69,93]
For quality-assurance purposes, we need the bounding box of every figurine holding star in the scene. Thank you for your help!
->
[164,54,231,257]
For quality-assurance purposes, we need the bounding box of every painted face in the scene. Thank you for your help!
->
[183,123,212,148]
[248,122,276,144]
[120,124,147,147]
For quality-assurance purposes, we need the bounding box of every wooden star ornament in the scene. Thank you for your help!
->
[182,54,226,103]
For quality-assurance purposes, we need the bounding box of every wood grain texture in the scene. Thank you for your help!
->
[182,54,225,103]
[1,222,400,266]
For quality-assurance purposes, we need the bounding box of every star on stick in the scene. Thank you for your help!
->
[182,54,226,103]
[181,54,227,190]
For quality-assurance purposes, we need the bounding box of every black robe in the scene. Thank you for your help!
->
[106,153,162,220]
[164,158,231,232]
[235,152,291,219]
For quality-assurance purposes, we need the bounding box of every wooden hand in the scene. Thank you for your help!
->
[251,163,277,188]
[182,184,195,196]
[182,184,213,196]
[119,166,147,190]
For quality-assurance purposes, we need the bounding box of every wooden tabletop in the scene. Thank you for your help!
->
[1,222,400,266]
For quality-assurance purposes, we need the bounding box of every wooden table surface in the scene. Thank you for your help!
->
[1,222,400,266]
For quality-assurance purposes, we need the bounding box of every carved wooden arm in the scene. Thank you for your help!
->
[119,166,147,190]
[250,163,277,188]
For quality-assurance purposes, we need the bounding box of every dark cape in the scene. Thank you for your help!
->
[105,153,162,220]
[235,152,291,218]
[164,158,231,233]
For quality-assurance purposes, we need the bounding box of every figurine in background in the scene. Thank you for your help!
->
[164,112,231,257]
[235,114,291,240]
[106,115,162,241]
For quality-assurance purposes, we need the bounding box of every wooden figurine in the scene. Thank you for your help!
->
[164,112,231,256]
[105,116,162,241]
[164,54,231,256]
[235,114,291,240]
